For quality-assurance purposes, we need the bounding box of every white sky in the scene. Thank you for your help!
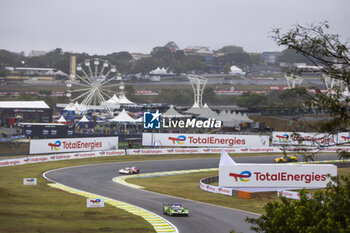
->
[0,0,349,55]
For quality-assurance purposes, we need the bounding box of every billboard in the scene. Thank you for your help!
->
[29,137,119,154]
[219,163,337,188]
[272,131,336,146]
[142,133,269,147]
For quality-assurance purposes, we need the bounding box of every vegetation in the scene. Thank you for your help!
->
[246,175,350,233]
[243,22,350,233]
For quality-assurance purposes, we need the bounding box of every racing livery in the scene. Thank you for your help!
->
[118,166,140,175]
[163,203,189,216]
[275,155,298,163]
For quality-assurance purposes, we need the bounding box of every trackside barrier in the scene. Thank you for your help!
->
[0,150,125,167]
[2,147,350,168]
[200,176,252,199]
[126,146,350,155]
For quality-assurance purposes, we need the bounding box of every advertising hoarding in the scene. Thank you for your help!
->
[23,178,37,185]
[87,199,104,208]
[272,131,337,146]
[29,137,119,154]
[338,132,350,145]
[219,163,337,188]
[142,133,269,148]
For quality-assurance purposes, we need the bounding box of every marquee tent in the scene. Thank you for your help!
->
[162,105,185,118]
[110,109,137,122]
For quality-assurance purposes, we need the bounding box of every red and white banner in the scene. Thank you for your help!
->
[272,131,337,146]
[0,149,125,167]
[142,133,269,148]
[219,163,337,188]
[199,182,233,196]
[29,137,119,154]
[277,190,312,200]
[126,146,350,155]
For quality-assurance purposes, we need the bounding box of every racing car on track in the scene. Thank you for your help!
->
[163,203,189,216]
[275,155,298,163]
[118,166,140,175]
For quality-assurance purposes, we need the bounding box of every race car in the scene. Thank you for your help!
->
[163,203,189,216]
[275,155,298,163]
[118,166,140,175]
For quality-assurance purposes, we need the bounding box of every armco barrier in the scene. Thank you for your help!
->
[0,149,125,167]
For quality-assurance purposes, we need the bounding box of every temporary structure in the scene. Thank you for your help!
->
[163,105,185,118]
[110,109,137,122]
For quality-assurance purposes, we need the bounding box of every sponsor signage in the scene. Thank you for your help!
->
[272,131,336,146]
[338,132,350,145]
[142,133,269,148]
[219,164,337,188]
[87,198,104,208]
[23,178,37,185]
[29,137,119,154]
[277,190,313,200]
[199,182,233,196]
[143,111,221,129]
[0,149,125,167]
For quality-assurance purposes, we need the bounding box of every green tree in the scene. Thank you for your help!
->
[216,45,245,54]
[246,175,350,233]
[236,92,267,108]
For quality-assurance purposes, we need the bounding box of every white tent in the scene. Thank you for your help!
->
[110,109,137,122]
[118,94,135,105]
[150,67,168,75]
[163,105,185,118]
[57,115,67,123]
[78,115,90,123]
[230,65,245,75]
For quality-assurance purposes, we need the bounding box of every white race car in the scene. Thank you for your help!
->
[118,166,140,175]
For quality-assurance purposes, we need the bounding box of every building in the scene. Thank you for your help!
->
[28,50,48,57]
[0,101,52,127]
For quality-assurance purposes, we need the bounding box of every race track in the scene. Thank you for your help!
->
[44,154,338,233]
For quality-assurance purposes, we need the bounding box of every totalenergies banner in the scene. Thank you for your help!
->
[272,131,337,146]
[29,137,119,154]
[219,163,337,188]
[0,149,125,167]
[142,133,269,148]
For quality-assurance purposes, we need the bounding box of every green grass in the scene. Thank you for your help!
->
[127,167,350,215]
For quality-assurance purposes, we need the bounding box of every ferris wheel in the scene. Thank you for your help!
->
[66,58,124,110]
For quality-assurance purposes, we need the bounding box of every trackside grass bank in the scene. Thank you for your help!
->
[127,167,350,215]
[0,153,229,232]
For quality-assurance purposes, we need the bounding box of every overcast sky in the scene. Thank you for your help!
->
[0,0,349,55]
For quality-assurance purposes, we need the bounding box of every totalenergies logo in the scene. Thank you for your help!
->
[276,134,289,141]
[48,140,61,151]
[241,148,249,152]
[168,135,186,144]
[341,135,350,142]
[229,171,252,182]
[90,199,101,204]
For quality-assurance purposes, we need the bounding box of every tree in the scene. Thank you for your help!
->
[216,45,245,54]
[236,92,267,108]
[272,22,350,157]
[244,22,350,233]
[246,175,350,233]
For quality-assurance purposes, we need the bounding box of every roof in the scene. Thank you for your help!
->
[163,105,185,118]
[0,101,50,109]
[110,109,137,122]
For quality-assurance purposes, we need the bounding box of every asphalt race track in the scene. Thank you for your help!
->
[44,154,339,233]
